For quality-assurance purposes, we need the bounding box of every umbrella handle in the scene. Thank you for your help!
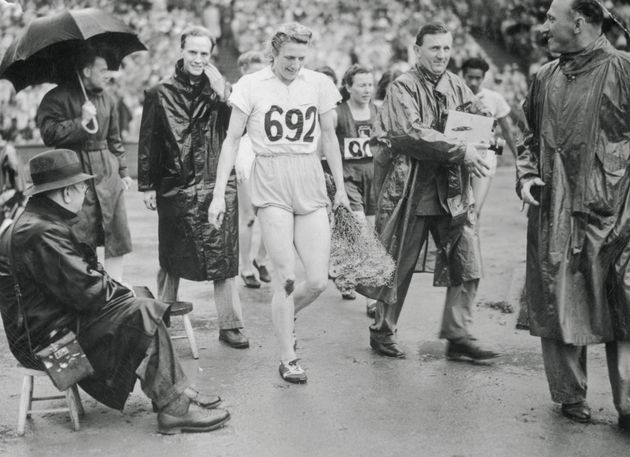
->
[76,69,99,134]
[81,118,99,134]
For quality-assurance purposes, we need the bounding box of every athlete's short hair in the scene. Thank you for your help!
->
[269,22,312,56]
[339,64,373,102]
[341,64,372,88]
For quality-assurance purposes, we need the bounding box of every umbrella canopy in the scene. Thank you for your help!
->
[0,8,146,92]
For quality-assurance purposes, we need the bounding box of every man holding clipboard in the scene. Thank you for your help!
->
[363,22,501,362]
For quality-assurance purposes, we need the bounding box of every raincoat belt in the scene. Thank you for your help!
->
[83,140,108,152]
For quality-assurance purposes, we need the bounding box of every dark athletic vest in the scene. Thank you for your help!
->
[335,101,378,162]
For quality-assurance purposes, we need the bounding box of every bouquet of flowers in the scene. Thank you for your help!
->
[326,175,395,291]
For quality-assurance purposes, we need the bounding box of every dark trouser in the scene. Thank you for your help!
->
[370,215,479,342]
[135,322,192,414]
[541,337,630,415]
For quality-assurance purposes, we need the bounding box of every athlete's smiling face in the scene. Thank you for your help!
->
[272,41,309,84]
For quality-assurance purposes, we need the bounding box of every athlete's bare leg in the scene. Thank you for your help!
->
[257,206,298,363]
[293,207,330,313]
[251,218,267,266]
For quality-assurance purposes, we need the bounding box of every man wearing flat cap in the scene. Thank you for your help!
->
[0,149,231,434]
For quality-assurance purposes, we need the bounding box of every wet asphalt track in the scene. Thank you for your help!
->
[1,167,630,457]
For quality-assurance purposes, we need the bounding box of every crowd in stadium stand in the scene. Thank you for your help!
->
[7,0,610,144]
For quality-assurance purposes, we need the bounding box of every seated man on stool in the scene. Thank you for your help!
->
[0,149,230,434]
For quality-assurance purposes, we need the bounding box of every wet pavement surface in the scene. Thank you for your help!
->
[1,167,630,456]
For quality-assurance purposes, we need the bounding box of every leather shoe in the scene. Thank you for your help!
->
[561,401,591,423]
[152,392,221,413]
[446,338,500,361]
[219,329,250,349]
[370,338,405,358]
[619,414,630,431]
[253,259,271,283]
[241,273,261,288]
[157,405,230,434]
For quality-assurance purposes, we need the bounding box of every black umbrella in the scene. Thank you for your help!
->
[0,7,146,92]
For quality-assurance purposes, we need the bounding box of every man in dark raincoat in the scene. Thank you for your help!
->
[518,0,630,429]
[138,26,248,349]
[363,22,500,361]
[36,46,132,283]
[0,149,230,434]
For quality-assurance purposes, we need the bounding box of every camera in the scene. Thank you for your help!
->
[489,137,506,156]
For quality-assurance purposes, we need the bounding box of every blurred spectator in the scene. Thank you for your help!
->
[314,66,338,86]
[374,69,402,107]
[3,0,588,145]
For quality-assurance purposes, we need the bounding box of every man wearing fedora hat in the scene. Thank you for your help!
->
[0,149,231,434]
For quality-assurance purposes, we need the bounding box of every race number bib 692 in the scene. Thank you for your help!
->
[343,137,372,160]
[263,104,318,144]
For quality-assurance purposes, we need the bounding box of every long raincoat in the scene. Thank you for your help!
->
[36,83,132,257]
[518,35,630,344]
[358,65,482,305]
[0,197,167,410]
[137,61,237,282]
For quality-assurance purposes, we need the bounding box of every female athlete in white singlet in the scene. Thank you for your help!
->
[209,23,350,384]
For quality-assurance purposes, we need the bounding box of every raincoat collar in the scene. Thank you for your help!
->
[173,59,210,94]
[413,64,451,94]
[558,34,611,76]
[27,195,78,222]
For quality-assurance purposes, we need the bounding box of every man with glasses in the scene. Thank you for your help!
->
[0,149,231,434]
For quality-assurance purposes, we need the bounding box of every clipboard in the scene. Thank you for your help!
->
[443,110,494,146]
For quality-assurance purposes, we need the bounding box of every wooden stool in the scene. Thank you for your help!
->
[169,301,199,359]
[17,365,83,436]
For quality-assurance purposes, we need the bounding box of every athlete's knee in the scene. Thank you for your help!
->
[284,278,295,296]
[304,276,328,296]
[272,269,296,295]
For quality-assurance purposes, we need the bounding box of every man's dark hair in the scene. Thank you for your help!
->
[461,57,490,76]
[76,44,111,71]
[415,22,450,46]
[571,0,605,25]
